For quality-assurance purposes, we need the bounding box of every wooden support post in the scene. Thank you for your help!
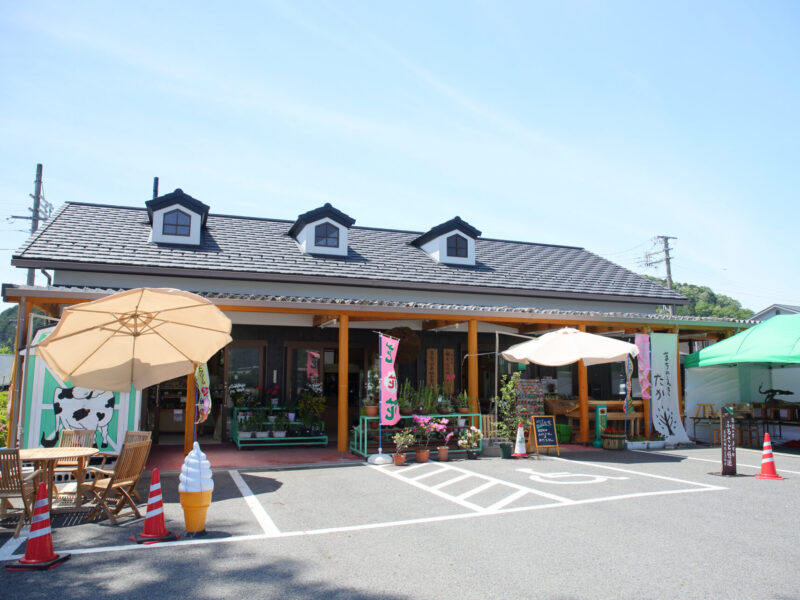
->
[672,327,684,421]
[468,319,478,422]
[7,299,28,449]
[578,324,589,443]
[184,366,197,457]
[641,327,651,438]
[338,314,349,452]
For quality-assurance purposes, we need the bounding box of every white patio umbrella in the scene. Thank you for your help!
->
[37,288,232,391]
[501,327,639,366]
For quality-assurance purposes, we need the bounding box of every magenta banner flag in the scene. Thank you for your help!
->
[379,334,400,426]
[635,333,651,402]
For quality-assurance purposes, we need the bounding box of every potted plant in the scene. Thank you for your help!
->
[230,382,247,408]
[601,427,626,450]
[458,426,483,459]
[625,434,648,450]
[266,404,276,423]
[438,397,454,415]
[254,412,269,438]
[494,373,520,458]
[412,415,448,462]
[455,390,471,414]
[299,393,325,425]
[364,366,380,416]
[266,384,281,407]
[398,380,415,415]
[437,432,454,462]
[647,433,666,449]
[273,413,289,438]
[392,428,415,466]
[238,414,254,439]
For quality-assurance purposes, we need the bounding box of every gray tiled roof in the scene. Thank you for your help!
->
[4,285,749,325]
[14,202,686,303]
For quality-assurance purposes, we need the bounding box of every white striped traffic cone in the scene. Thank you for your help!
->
[755,433,784,480]
[131,468,178,544]
[6,482,70,571]
[512,423,528,458]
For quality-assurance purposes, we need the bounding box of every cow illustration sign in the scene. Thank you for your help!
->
[22,327,141,451]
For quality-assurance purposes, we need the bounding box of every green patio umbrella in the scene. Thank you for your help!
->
[685,314,800,368]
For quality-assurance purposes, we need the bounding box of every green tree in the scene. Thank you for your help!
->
[643,276,753,320]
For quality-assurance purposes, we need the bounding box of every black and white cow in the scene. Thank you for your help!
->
[40,387,116,449]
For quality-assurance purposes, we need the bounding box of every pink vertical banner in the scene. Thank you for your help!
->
[635,333,651,401]
[379,334,400,426]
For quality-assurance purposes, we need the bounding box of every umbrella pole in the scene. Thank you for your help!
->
[184,366,198,456]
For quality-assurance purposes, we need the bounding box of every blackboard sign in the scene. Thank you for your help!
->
[721,412,736,476]
[530,415,560,457]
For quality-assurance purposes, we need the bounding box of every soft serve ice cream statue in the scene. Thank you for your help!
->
[179,441,214,536]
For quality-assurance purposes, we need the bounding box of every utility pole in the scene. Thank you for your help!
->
[11,164,53,286]
[642,235,677,315]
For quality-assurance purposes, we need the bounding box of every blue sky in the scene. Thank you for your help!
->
[1,1,798,313]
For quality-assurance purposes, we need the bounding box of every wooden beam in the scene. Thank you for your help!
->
[578,324,589,444]
[468,319,478,418]
[422,320,459,331]
[517,323,554,334]
[338,314,349,452]
[313,314,338,328]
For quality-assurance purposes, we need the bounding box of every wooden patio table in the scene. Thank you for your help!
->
[19,447,99,511]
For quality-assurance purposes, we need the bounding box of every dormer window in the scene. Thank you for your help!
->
[288,203,355,257]
[145,189,209,247]
[163,209,191,237]
[315,222,340,248]
[412,216,481,266]
[447,234,468,258]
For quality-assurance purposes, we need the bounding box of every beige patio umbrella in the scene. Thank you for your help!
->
[37,288,232,391]
[501,327,639,366]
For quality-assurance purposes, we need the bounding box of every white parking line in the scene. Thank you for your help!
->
[431,474,471,490]
[228,469,281,536]
[638,450,800,475]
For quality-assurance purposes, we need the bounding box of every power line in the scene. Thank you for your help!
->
[641,235,677,315]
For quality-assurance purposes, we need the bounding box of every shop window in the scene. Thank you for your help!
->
[293,349,323,401]
[163,209,191,237]
[446,233,468,258]
[315,222,339,248]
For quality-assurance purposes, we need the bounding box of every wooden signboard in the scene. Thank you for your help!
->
[443,349,455,394]
[529,415,560,457]
[721,411,737,476]
[426,349,438,388]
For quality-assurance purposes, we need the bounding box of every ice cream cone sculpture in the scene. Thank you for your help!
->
[179,442,214,536]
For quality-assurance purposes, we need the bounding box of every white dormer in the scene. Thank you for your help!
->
[288,203,355,257]
[412,216,481,266]
[146,189,209,247]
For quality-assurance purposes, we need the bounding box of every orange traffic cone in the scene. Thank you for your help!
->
[512,423,527,458]
[131,468,178,544]
[755,433,784,480]
[6,482,70,571]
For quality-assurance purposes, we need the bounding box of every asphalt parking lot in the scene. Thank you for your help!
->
[2,446,799,599]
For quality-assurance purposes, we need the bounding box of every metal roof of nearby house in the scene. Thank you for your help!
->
[750,303,800,320]
[12,202,688,305]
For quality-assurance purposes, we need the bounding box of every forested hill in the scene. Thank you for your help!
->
[0,306,17,353]
[643,276,753,320]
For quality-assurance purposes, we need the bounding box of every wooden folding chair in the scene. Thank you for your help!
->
[0,449,43,537]
[54,429,96,476]
[80,440,152,524]
[95,430,152,501]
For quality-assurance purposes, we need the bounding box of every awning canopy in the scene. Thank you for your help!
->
[685,314,800,368]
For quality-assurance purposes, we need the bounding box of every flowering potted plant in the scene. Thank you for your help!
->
[458,426,483,459]
[625,434,648,451]
[265,384,281,406]
[229,382,247,408]
[392,428,415,466]
[647,433,666,449]
[601,427,626,450]
[412,415,448,462]
[437,433,454,462]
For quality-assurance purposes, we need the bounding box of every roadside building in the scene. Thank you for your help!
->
[2,189,750,452]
